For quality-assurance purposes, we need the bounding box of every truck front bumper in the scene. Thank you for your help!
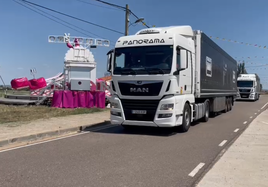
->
[236,93,256,100]
[110,96,183,128]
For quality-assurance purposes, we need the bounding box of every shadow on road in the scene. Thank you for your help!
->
[83,121,203,137]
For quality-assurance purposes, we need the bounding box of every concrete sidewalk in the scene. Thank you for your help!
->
[197,109,268,187]
[0,110,110,148]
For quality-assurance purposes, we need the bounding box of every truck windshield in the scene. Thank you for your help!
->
[113,45,173,75]
[237,81,253,87]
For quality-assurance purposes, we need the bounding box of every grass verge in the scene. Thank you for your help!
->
[0,104,107,124]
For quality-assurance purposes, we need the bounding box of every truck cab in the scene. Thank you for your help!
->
[236,74,260,101]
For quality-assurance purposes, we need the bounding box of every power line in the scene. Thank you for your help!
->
[14,0,92,37]
[75,0,122,11]
[91,0,125,10]
[18,1,101,38]
[19,0,124,34]
[14,0,116,45]
[92,0,150,28]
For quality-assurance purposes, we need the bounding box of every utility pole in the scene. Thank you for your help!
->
[124,4,129,36]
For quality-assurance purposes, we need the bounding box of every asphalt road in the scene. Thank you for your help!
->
[1,96,268,187]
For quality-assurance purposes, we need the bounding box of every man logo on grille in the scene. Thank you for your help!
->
[130,88,149,93]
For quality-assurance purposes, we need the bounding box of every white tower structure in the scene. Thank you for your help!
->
[48,33,110,91]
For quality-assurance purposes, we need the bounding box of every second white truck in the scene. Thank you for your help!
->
[106,25,237,132]
[236,74,260,101]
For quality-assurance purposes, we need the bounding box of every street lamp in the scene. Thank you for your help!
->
[128,17,145,28]
[134,18,144,24]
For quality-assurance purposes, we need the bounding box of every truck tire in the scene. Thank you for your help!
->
[227,98,231,111]
[229,98,232,111]
[201,100,209,122]
[223,98,228,113]
[179,103,191,132]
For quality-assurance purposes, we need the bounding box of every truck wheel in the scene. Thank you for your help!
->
[179,104,191,132]
[227,98,231,111]
[229,98,232,111]
[201,101,209,122]
[223,99,228,113]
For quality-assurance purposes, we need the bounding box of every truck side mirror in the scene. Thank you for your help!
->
[107,49,113,72]
[180,49,187,70]
[107,54,112,72]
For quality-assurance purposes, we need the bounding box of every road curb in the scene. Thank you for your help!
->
[0,120,111,148]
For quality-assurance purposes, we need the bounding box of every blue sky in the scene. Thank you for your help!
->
[1,0,268,88]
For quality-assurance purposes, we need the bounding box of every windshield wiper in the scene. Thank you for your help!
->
[146,68,165,74]
[121,68,137,75]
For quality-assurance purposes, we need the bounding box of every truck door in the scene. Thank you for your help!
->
[177,49,192,94]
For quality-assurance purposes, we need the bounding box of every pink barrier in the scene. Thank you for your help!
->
[52,90,105,109]
[51,90,63,108]
[78,91,87,108]
[86,92,94,108]
[63,90,73,108]
[73,91,78,108]
[95,91,106,108]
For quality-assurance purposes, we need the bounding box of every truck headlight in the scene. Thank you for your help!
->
[160,104,174,110]
[111,102,119,108]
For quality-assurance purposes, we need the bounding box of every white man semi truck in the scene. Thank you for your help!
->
[236,74,260,101]
[106,25,237,132]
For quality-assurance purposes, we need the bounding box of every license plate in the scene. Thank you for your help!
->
[132,110,147,114]
[242,95,247,98]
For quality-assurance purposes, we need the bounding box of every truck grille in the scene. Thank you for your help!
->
[240,93,250,98]
[121,99,160,121]
[118,82,163,96]
[239,89,251,93]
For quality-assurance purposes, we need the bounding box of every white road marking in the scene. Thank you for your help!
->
[243,121,247,124]
[258,110,260,112]
[261,102,268,109]
[234,128,239,132]
[218,140,228,147]
[188,163,205,177]
[250,116,253,119]
[260,121,268,125]
[254,113,257,115]
[0,124,116,154]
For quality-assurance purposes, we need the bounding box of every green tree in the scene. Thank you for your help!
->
[237,61,247,77]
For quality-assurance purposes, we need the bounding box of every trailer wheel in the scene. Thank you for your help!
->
[201,100,209,122]
[179,103,191,132]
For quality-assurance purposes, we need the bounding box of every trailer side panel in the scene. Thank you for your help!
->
[199,33,237,97]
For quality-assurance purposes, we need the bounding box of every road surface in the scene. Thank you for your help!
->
[0,96,268,187]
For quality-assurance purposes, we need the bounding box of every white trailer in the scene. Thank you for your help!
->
[106,26,237,132]
[236,74,260,101]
